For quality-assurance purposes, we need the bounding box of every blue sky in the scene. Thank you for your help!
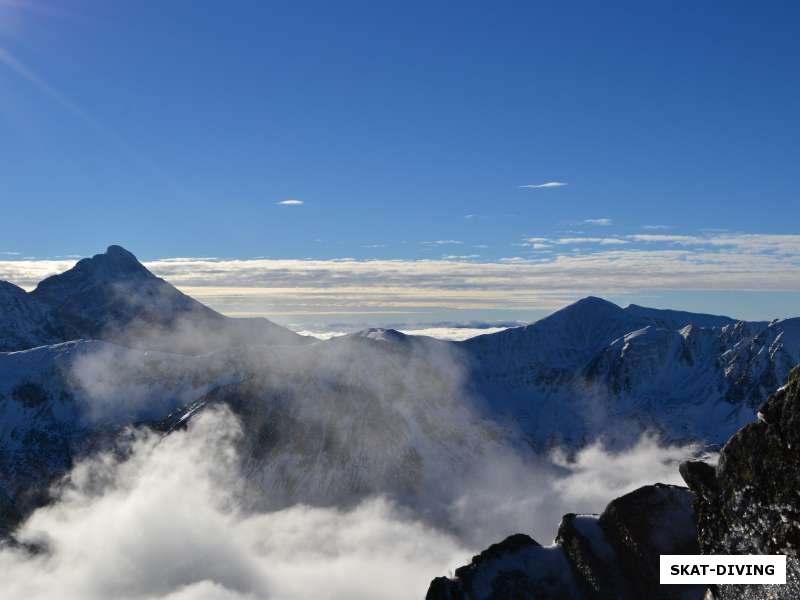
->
[1,1,799,328]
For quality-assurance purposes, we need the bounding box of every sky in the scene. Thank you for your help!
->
[1,1,799,330]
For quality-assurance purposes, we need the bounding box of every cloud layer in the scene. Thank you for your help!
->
[2,233,800,318]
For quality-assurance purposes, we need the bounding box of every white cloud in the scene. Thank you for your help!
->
[642,224,671,230]
[277,199,304,206]
[555,237,628,245]
[295,330,350,340]
[398,326,509,341]
[583,218,612,226]
[421,240,463,246]
[0,408,470,600]
[518,181,567,189]
[0,403,708,600]
[4,233,800,317]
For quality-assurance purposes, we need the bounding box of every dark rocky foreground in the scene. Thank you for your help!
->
[681,365,800,599]
[427,366,800,599]
[426,484,703,600]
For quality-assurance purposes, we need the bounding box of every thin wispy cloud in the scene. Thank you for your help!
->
[555,237,628,245]
[421,240,463,246]
[518,182,567,189]
[583,218,612,226]
[277,199,304,206]
[642,224,671,230]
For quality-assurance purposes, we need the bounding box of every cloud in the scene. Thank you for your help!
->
[0,408,470,600]
[642,225,671,230]
[0,401,708,600]
[555,237,628,245]
[398,326,509,341]
[583,218,612,226]
[277,199,304,206]
[421,240,463,246]
[518,181,567,189]
[4,233,800,318]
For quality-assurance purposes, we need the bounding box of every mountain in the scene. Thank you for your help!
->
[458,300,799,449]
[3,245,307,353]
[0,281,60,351]
[0,335,511,538]
[427,366,800,600]
[2,247,800,551]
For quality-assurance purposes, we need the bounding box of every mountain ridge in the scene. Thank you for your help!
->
[2,245,306,353]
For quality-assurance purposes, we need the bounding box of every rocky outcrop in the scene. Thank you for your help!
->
[426,484,704,600]
[426,533,581,600]
[680,365,800,599]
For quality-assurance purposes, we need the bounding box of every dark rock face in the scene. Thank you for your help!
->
[681,365,800,599]
[426,533,581,600]
[426,484,704,600]
[596,484,702,600]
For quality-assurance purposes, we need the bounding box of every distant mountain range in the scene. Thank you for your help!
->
[2,246,799,541]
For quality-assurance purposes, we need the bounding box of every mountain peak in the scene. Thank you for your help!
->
[32,246,153,299]
[79,245,152,280]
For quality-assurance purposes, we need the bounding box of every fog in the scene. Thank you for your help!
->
[0,406,706,600]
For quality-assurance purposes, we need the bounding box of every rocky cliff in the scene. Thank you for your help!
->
[680,365,800,599]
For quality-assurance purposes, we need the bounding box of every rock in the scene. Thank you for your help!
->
[425,534,582,600]
[426,485,704,599]
[598,484,703,600]
[556,513,623,599]
[681,365,800,599]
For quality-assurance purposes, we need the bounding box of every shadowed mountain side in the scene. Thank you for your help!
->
[1,245,307,353]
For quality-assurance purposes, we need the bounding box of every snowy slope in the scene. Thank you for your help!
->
[0,281,60,352]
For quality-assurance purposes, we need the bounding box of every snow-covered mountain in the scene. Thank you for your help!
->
[0,281,60,352]
[458,297,796,448]
[2,245,306,353]
[1,246,799,540]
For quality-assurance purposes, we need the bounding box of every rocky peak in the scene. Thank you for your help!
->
[32,245,153,304]
[681,366,800,599]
